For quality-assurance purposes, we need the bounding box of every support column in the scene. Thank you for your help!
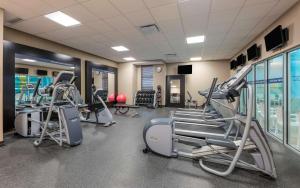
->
[0,9,4,144]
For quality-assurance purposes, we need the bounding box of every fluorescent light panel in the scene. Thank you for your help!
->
[190,57,202,61]
[186,35,205,44]
[23,59,36,62]
[45,11,81,27]
[111,46,129,52]
[123,57,136,61]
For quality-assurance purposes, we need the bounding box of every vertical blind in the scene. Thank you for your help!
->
[141,66,154,90]
[102,72,108,90]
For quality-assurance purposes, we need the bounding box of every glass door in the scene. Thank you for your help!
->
[166,75,185,107]
[288,48,300,150]
[267,55,284,140]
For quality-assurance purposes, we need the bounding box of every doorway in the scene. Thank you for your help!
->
[166,75,185,107]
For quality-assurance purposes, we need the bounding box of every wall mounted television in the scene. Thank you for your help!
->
[247,44,261,61]
[15,67,28,74]
[264,25,289,51]
[230,60,237,70]
[237,54,246,66]
[178,65,192,74]
[36,69,48,76]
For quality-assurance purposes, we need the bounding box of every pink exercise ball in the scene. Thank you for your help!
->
[116,94,127,104]
[108,94,116,102]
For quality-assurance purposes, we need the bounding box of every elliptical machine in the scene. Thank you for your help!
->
[143,65,277,178]
[80,89,115,127]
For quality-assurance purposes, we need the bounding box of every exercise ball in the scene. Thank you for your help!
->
[108,94,115,102]
[116,94,127,103]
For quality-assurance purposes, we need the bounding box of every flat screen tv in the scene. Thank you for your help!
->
[264,25,288,51]
[15,68,28,74]
[37,69,48,76]
[237,54,246,66]
[178,65,192,74]
[230,60,237,70]
[247,44,260,61]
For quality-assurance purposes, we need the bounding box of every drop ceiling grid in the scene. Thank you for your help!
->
[1,0,299,62]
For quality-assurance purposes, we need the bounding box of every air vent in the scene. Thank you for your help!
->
[140,24,159,35]
[165,53,177,58]
[7,17,24,25]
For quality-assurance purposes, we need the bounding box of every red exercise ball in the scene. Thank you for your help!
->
[108,94,116,102]
[116,94,127,104]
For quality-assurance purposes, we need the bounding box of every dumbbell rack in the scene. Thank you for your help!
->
[134,90,156,108]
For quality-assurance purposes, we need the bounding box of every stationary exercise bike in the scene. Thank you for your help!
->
[80,89,115,126]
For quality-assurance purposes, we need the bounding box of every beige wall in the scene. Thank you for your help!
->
[4,27,118,99]
[232,1,300,68]
[0,9,4,143]
[166,61,230,104]
[121,61,230,105]
[118,62,137,104]
[108,73,115,96]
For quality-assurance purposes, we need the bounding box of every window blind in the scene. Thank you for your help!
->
[141,66,154,90]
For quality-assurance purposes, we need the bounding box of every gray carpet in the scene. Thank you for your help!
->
[1,108,300,188]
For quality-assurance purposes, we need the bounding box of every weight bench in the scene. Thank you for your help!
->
[114,104,140,117]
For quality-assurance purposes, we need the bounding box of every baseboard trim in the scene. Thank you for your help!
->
[0,141,4,147]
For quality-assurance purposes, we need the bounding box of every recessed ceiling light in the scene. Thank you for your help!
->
[45,11,81,27]
[123,57,136,61]
[23,59,36,62]
[190,57,202,61]
[186,35,205,44]
[111,46,129,52]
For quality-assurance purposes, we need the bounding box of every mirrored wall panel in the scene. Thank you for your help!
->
[15,54,75,105]
[92,69,115,101]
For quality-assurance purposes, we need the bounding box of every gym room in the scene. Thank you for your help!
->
[0,0,300,187]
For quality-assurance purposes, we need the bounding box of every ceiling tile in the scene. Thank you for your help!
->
[0,1,37,19]
[211,0,245,11]
[105,16,133,30]
[144,0,177,8]
[11,0,55,15]
[10,16,63,34]
[85,20,115,33]
[125,10,155,27]
[110,0,147,14]
[150,3,180,22]
[178,0,210,17]
[82,0,120,19]
[42,0,77,10]
[62,4,98,23]
[238,1,277,20]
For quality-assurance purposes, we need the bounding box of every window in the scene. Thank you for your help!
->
[288,49,300,150]
[255,62,266,129]
[267,55,284,140]
[141,66,154,90]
